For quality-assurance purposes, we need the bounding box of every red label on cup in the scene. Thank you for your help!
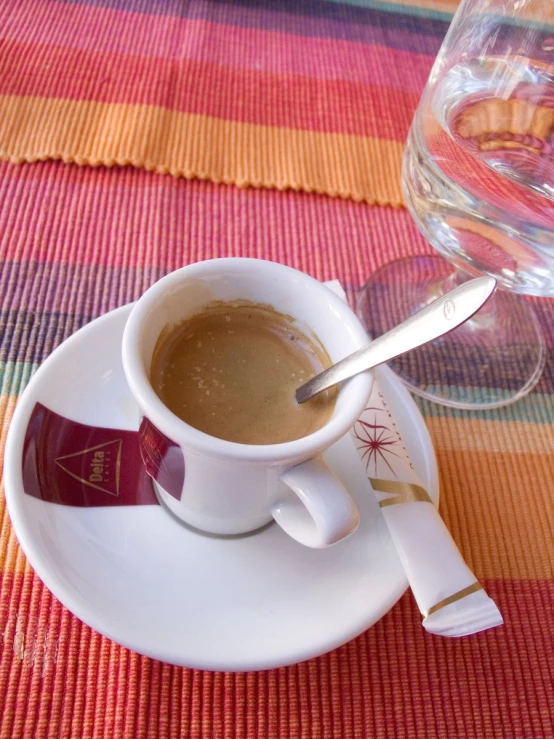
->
[22,403,162,507]
[138,417,185,500]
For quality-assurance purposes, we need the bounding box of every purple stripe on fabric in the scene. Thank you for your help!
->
[51,0,448,55]
[2,266,554,398]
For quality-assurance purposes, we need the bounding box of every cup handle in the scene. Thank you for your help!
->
[272,455,360,548]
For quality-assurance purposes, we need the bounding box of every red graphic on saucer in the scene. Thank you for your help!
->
[22,403,157,506]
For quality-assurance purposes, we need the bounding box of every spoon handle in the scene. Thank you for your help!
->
[296,275,496,403]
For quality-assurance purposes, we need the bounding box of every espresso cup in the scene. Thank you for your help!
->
[122,258,373,548]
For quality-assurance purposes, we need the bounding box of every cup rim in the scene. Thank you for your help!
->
[122,258,373,463]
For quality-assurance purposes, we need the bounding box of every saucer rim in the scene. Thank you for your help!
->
[4,303,439,671]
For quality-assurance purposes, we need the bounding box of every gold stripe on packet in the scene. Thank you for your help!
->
[423,581,483,618]
[370,478,433,508]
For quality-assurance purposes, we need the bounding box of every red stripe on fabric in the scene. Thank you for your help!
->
[0,39,419,139]
[0,573,552,738]
[0,0,433,93]
[0,160,427,276]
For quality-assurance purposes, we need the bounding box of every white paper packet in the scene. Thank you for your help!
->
[325,280,503,636]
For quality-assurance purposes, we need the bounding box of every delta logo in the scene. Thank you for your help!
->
[54,440,122,496]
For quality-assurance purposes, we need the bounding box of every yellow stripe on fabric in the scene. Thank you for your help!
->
[0,95,404,206]
[372,0,458,11]
[0,395,31,575]
[0,394,17,465]
[380,0,551,22]
[427,415,554,456]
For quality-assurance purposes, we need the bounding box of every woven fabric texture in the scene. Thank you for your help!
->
[0,0,459,204]
[1,160,554,739]
[1,1,554,738]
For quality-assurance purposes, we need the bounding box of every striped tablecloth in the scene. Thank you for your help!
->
[1,1,553,738]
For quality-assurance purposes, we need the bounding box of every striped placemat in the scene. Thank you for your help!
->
[1,1,554,737]
[1,160,553,738]
[0,0,458,205]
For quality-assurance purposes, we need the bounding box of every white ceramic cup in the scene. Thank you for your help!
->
[122,258,373,548]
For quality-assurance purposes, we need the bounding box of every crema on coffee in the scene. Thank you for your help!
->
[150,302,337,444]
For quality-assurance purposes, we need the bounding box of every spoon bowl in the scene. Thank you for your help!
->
[296,276,496,404]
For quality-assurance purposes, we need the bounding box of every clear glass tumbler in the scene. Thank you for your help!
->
[357,0,554,409]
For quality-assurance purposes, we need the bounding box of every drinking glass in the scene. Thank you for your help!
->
[357,0,554,409]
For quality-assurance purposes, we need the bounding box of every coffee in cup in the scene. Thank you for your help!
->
[122,258,373,547]
[150,301,337,445]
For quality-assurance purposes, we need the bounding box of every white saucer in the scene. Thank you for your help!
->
[5,305,439,671]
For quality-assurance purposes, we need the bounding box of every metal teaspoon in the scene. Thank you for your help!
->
[295,276,497,404]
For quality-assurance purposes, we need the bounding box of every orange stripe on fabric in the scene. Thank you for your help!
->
[435,436,554,580]
[0,489,27,575]
[0,395,29,576]
[0,95,404,205]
